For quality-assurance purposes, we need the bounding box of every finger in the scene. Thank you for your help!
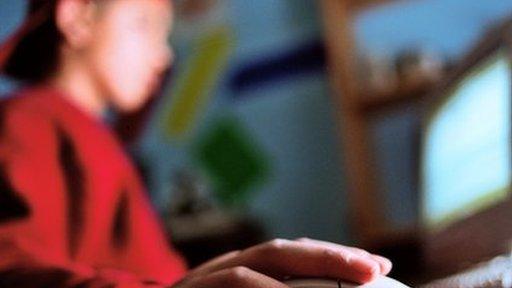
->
[238,239,381,284]
[185,239,381,284]
[189,250,242,277]
[364,254,392,275]
[338,247,392,276]
[296,238,392,275]
[175,266,289,288]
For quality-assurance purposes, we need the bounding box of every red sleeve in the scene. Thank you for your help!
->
[0,240,170,288]
[0,104,181,288]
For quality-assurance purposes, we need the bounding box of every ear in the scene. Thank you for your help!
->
[55,0,97,49]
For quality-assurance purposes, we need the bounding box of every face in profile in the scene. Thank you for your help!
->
[84,0,174,113]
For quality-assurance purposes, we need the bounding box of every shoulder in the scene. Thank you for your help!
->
[0,87,60,154]
[1,86,56,115]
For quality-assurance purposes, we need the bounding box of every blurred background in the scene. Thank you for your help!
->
[2,0,512,285]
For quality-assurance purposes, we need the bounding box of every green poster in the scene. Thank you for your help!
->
[194,118,270,206]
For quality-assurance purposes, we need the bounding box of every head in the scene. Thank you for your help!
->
[3,0,174,113]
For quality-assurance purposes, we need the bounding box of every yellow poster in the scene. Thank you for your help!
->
[163,27,233,140]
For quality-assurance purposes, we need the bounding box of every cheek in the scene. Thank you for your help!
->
[98,35,154,110]
[112,42,147,88]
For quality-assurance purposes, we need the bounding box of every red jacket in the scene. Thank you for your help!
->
[0,86,187,287]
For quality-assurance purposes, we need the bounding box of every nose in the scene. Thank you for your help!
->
[164,44,175,68]
[154,44,174,73]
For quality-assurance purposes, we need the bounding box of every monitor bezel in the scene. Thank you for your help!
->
[420,39,512,231]
[419,17,512,276]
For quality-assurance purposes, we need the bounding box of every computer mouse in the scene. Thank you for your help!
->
[285,275,410,288]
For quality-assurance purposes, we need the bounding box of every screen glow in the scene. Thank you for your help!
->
[423,50,511,229]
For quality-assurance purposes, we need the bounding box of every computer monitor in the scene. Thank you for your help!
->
[420,20,512,275]
[422,49,512,230]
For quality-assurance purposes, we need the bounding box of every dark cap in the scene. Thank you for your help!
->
[0,0,55,73]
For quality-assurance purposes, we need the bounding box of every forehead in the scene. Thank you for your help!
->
[99,0,173,26]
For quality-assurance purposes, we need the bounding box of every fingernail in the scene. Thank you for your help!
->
[377,257,393,274]
[351,255,380,276]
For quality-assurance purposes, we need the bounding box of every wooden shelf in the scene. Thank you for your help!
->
[347,0,407,13]
[321,3,512,286]
[358,79,435,112]
[319,0,425,246]
[320,0,383,245]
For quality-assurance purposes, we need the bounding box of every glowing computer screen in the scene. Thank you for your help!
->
[422,49,511,230]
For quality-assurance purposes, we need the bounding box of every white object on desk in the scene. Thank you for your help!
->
[286,276,410,288]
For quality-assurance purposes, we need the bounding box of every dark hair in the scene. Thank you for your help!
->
[3,0,62,84]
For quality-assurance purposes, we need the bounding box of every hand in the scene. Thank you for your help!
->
[172,238,392,288]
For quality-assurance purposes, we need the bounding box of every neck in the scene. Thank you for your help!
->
[48,54,107,119]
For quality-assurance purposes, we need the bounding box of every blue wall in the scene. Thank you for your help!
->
[0,0,25,94]
[2,0,512,244]
[356,0,512,59]
[136,0,351,243]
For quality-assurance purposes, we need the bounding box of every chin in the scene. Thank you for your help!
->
[110,85,153,113]
[113,97,148,113]
[116,102,146,113]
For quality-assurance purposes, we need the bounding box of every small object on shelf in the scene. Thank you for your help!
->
[421,254,512,288]
[358,51,399,99]
[395,48,445,87]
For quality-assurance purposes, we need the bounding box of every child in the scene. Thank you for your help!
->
[0,0,392,287]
